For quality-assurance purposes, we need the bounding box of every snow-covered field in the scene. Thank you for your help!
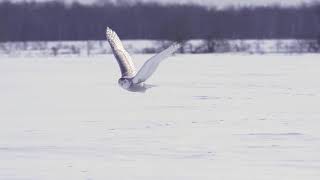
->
[0,54,320,180]
[1,39,319,57]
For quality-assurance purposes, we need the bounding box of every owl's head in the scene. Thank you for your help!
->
[118,78,131,89]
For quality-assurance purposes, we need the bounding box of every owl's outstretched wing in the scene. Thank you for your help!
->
[106,27,136,78]
[132,43,181,84]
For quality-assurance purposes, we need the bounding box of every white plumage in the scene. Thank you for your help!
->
[106,27,181,92]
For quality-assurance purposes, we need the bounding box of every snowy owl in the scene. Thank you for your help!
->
[106,27,181,92]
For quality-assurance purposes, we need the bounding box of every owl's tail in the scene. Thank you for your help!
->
[143,83,157,89]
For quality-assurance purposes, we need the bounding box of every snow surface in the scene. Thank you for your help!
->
[0,54,320,180]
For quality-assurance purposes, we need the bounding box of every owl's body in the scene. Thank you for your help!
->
[118,77,147,92]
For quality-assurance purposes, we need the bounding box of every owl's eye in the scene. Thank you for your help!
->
[124,80,131,86]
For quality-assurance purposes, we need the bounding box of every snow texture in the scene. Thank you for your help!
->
[0,54,320,180]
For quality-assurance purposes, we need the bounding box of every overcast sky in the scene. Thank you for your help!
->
[2,0,320,8]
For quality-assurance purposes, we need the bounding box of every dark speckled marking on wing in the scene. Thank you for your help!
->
[106,27,136,78]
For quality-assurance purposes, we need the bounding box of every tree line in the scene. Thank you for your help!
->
[0,0,319,42]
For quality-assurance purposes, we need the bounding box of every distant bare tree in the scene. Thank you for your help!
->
[71,45,80,55]
[317,34,320,52]
[204,34,216,53]
[51,46,59,56]
[86,40,93,56]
